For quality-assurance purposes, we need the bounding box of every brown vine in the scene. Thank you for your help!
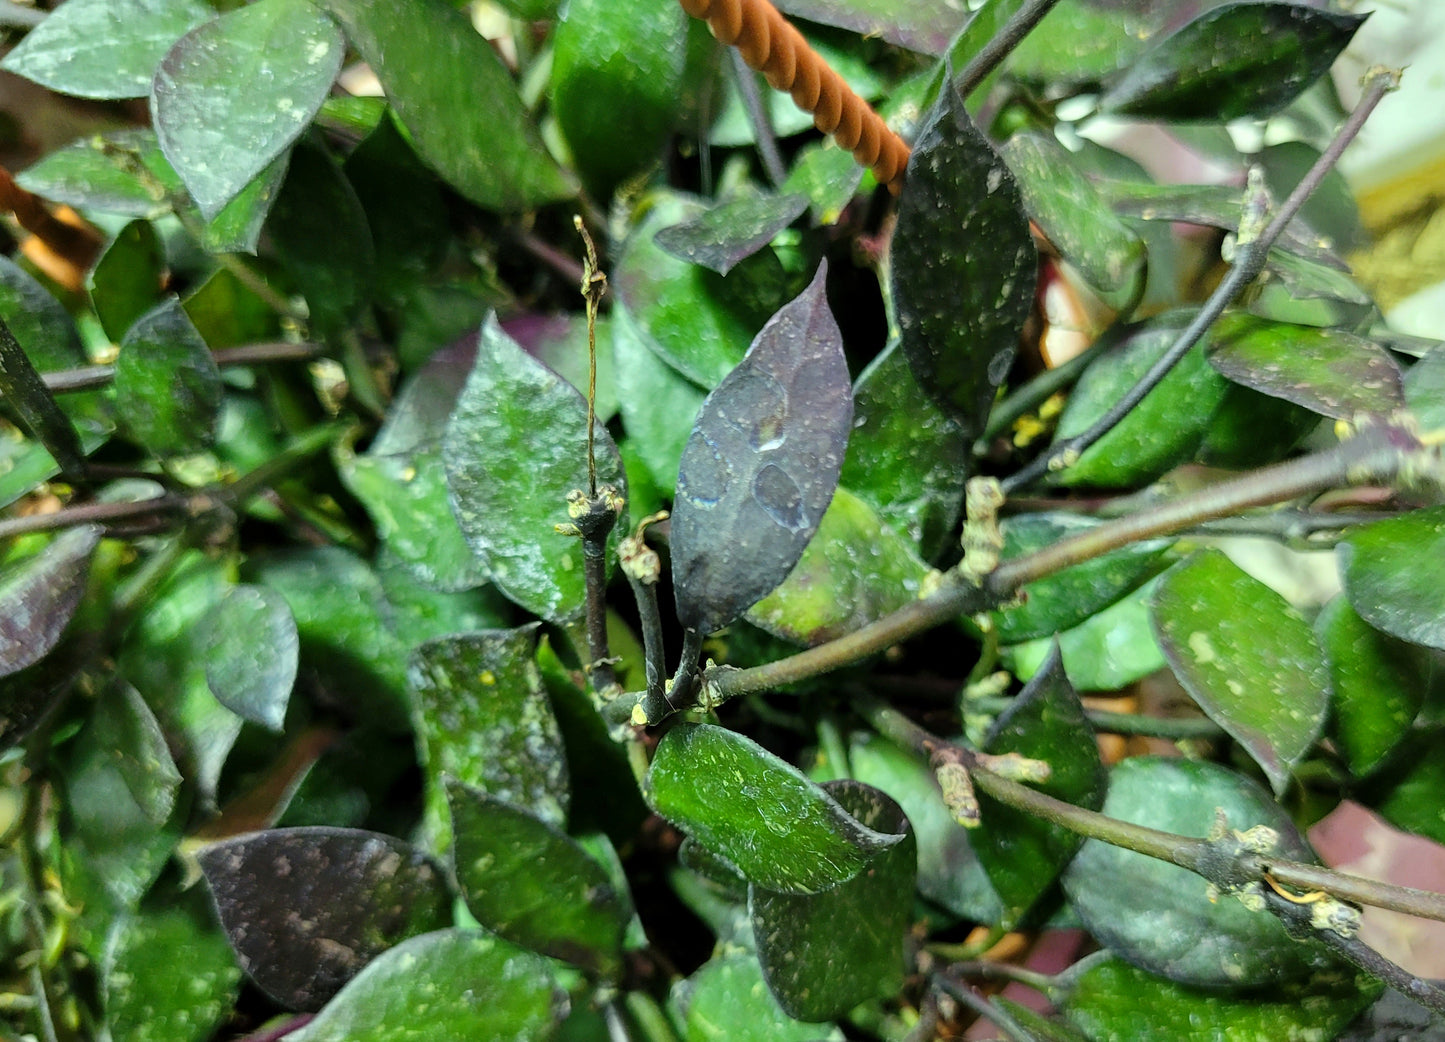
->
[679,0,910,193]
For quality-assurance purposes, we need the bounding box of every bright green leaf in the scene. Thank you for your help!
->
[676,950,842,1042]
[611,302,706,494]
[1004,576,1167,692]
[89,219,165,341]
[201,584,298,732]
[1340,507,1445,652]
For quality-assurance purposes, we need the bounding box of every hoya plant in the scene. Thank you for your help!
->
[0,0,1443,1038]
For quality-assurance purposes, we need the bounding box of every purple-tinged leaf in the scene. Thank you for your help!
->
[671,262,852,635]
[0,524,100,677]
[654,193,809,276]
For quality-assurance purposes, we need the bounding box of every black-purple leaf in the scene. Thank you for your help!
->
[670,262,853,635]
[891,84,1037,437]
[0,524,100,678]
[197,827,449,1011]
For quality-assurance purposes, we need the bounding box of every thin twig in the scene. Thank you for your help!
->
[575,217,607,497]
[0,495,189,542]
[953,0,1066,100]
[730,49,788,188]
[1001,67,1400,494]
[933,975,1041,1042]
[968,696,1223,740]
[16,342,323,397]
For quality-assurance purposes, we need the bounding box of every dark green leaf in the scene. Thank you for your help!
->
[1001,130,1144,311]
[848,731,1002,922]
[322,0,575,212]
[1052,312,1230,487]
[198,152,290,254]
[749,780,915,1021]
[675,950,842,1041]
[103,892,243,1042]
[15,132,175,219]
[993,998,1093,1042]
[655,193,810,277]
[1059,952,1381,1041]
[1004,576,1167,692]
[1152,550,1329,794]
[375,551,509,649]
[773,0,964,54]
[89,219,165,341]
[1062,757,1343,986]
[678,836,748,898]
[114,297,222,456]
[1317,596,1422,777]
[1100,3,1366,121]
[611,302,707,494]
[1194,379,1321,469]
[442,317,625,621]
[152,0,343,219]
[1372,731,1445,845]
[0,318,91,485]
[511,313,620,425]
[973,646,1106,927]
[1405,345,1445,432]
[0,0,211,99]
[409,627,569,847]
[1257,140,1362,254]
[840,338,968,554]
[1206,314,1403,419]
[198,827,450,1011]
[0,524,99,677]
[1005,0,1168,85]
[201,584,298,732]
[891,84,1036,435]
[0,642,85,752]
[746,488,928,645]
[1340,507,1445,652]
[993,513,1170,644]
[183,266,283,350]
[447,779,632,978]
[645,723,903,895]
[672,263,853,635]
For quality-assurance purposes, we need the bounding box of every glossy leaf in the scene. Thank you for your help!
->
[774,0,962,53]
[655,193,810,277]
[1060,952,1381,1042]
[1052,312,1230,487]
[409,628,569,847]
[114,297,222,457]
[972,646,1106,927]
[645,723,903,895]
[443,317,625,622]
[1317,596,1422,777]
[613,192,764,388]
[0,257,108,429]
[993,513,1171,644]
[1062,757,1342,986]
[671,264,853,635]
[152,0,343,219]
[840,338,968,553]
[1001,130,1144,311]
[611,302,707,494]
[892,84,1036,435]
[676,950,840,1041]
[89,219,165,341]
[781,141,864,224]
[749,780,915,1021]
[1206,315,1403,419]
[198,827,450,1011]
[1339,507,1445,652]
[1194,379,1321,469]
[509,313,620,425]
[746,488,928,645]
[1152,550,1328,794]
[322,0,574,212]
[0,525,100,678]
[1004,576,1167,692]
[848,731,1002,922]
[15,133,173,218]
[1373,733,1445,845]
[1100,3,1366,121]
[197,152,289,254]
[448,779,631,978]
[0,0,211,99]
[201,584,298,732]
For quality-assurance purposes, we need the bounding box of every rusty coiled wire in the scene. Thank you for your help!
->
[679,0,910,193]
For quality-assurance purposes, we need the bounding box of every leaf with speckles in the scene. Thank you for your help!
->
[447,779,632,979]
[201,584,298,732]
[1151,550,1329,795]
[971,646,1107,928]
[1206,314,1404,420]
[0,0,212,99]
[198,827,451,1012]
[644,723,904,895]
[745,488,929,646]
[1340,506,1445,652]
[671,263,853,635]
[114,297,222,457]
[1062,757,1345,986]
[749,780,915,1021]
[655,193,810,276]
[891,83,1037,436]
[1099,3,1366,121]
[1001,130,1144,312]
[322,0,575,212]
[442,317,625,622]
[152,0,343,219]
[0,524,100,678]
[675,950,844,1041]
[409,627,569,849]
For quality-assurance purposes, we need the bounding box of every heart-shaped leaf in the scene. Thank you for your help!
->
[1151,550,1329,795]
[644,723,903,895]
[891,82,1037,435]
[1339,507,1445,652]
[671,262,853,635]
[198,827,450,1011]
[201,584,298,732]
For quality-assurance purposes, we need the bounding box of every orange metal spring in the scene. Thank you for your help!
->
[679,0,910,193]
